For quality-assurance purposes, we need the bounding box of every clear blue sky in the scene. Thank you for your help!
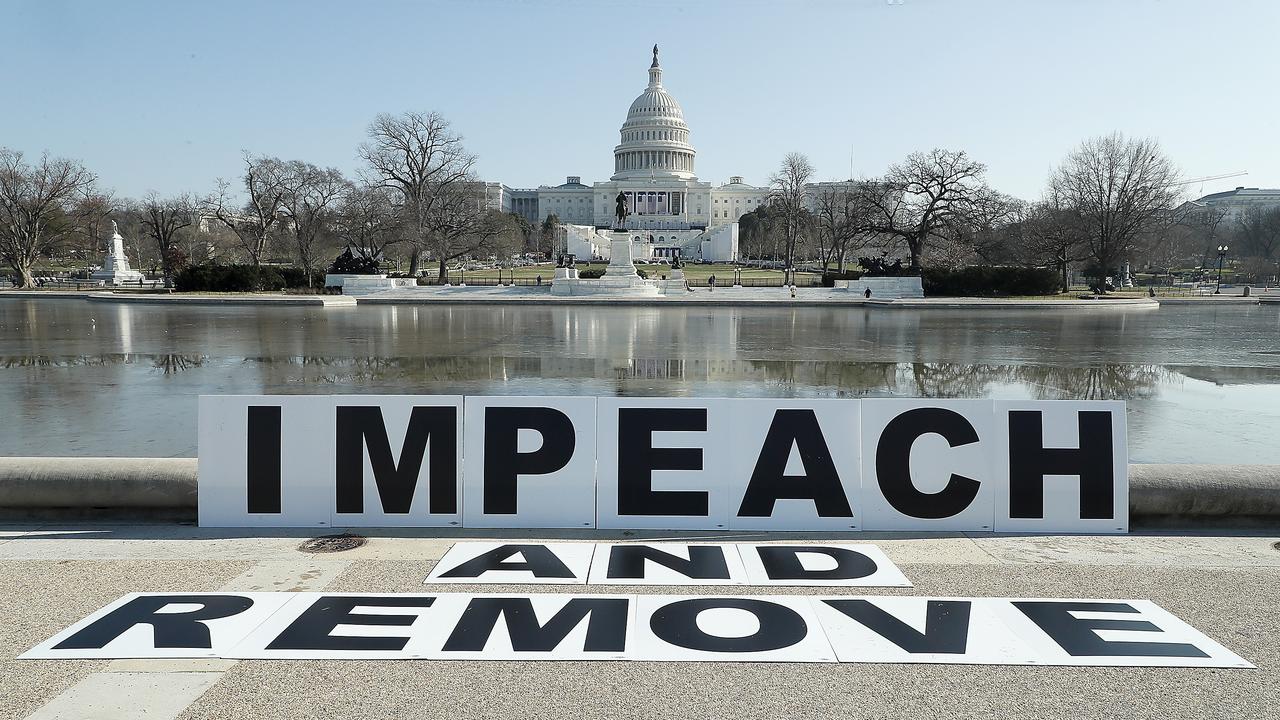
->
[3,0,1275,201]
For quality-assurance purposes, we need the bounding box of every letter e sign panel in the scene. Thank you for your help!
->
[595,398,732,530]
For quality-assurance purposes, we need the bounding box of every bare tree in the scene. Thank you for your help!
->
[767,152,815,276]
[813,183,876,272]
[425,182,512,279]
[863,148,994,271]
[1235,206,1280,260]
[206,153,289,266]
[539,213,561,257]
[332,183,405,262]
[1049,133,1180,284]
[359,111,478,276]
[1164,204,1228,269]
[1018,195,1091,292]
[280,162,348,285]
[138,193,195,285]
[66,189,119,264]
[0,149,96,287]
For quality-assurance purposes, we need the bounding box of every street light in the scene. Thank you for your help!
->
[1215,245,1229,294]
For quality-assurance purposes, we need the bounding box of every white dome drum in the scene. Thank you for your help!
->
[611,45,697,181]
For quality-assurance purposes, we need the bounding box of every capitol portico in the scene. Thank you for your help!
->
[486,46,769,263]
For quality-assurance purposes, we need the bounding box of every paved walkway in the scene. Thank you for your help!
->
[3,525,1276,719]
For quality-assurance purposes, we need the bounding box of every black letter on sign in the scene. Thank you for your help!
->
[267,596,436,652]
[54,595,254,650]
[737,409,852,518]
[246,405,281,513]
[875,407,982,519]
[438,544,578,579]
[483,406,576,514]
[824,599,971,654]
[443,597,629,652]
[1012,601,1209,658]
[606,545,730,580]
[335,405,457,515]
[617,408,707,516]
[649,598,808,653]
[754,545,878,581]
[1008,411,1114,519]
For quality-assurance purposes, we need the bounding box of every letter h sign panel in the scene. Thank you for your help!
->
[992,401,1128,533]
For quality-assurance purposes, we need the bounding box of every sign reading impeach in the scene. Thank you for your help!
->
[198,396,1128,532]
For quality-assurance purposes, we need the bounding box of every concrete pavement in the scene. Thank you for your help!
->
[2,525,1277,719]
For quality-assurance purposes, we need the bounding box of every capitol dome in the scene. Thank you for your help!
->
[611,46,697,181]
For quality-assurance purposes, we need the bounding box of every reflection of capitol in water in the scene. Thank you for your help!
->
[5,298,1280,462]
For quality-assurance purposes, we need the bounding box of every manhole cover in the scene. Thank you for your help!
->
[298,534,366,554]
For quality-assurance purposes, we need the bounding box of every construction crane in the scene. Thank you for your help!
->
[1172,171,1248,191]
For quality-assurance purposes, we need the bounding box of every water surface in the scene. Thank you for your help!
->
[1,298,1277,463]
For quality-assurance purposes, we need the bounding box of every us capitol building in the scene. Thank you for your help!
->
[484,46,770,263]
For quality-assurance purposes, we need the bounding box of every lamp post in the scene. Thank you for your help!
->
[1215,245,1229,294]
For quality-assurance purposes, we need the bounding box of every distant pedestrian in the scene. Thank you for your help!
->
[790,285,796,299]
[536,275,542,286]
[864,287,872,299]
[708,274,716,292]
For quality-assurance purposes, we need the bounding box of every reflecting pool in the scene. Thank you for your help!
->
[1,298,1277,463]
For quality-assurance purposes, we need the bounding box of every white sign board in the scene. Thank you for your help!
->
[25,593,1251,668]
[198,396,1129,533]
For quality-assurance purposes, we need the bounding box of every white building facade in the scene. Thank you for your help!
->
[486,47,868,263]
[1182,187,1280,222]
[486,47,772,262]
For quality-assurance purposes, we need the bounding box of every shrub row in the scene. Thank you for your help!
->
[922,266,1061,297]
[576,267,648,279]
[821,270,864,287]
[174,265,322,292]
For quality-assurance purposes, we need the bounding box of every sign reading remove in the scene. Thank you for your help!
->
[23,592,1250,668]
[198,396,1128,532]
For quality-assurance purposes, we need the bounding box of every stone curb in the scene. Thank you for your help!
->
[1,458,1277,524]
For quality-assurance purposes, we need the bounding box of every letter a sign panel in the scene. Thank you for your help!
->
[198,395,1129,533]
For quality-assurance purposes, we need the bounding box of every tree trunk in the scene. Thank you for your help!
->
[908,236,923,272]
[1060,259,1069,294]
[407,249,421,276]
[19,265,35,289]
[437,258,448,282]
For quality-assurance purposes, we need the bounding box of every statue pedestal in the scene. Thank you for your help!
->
[91,227,144,286]
[552,231,659,297]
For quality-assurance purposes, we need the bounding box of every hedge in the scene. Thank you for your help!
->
[921,266,1060,297]
[577,267,647,279]
[174,264,320,292]
[821,270,863,287]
